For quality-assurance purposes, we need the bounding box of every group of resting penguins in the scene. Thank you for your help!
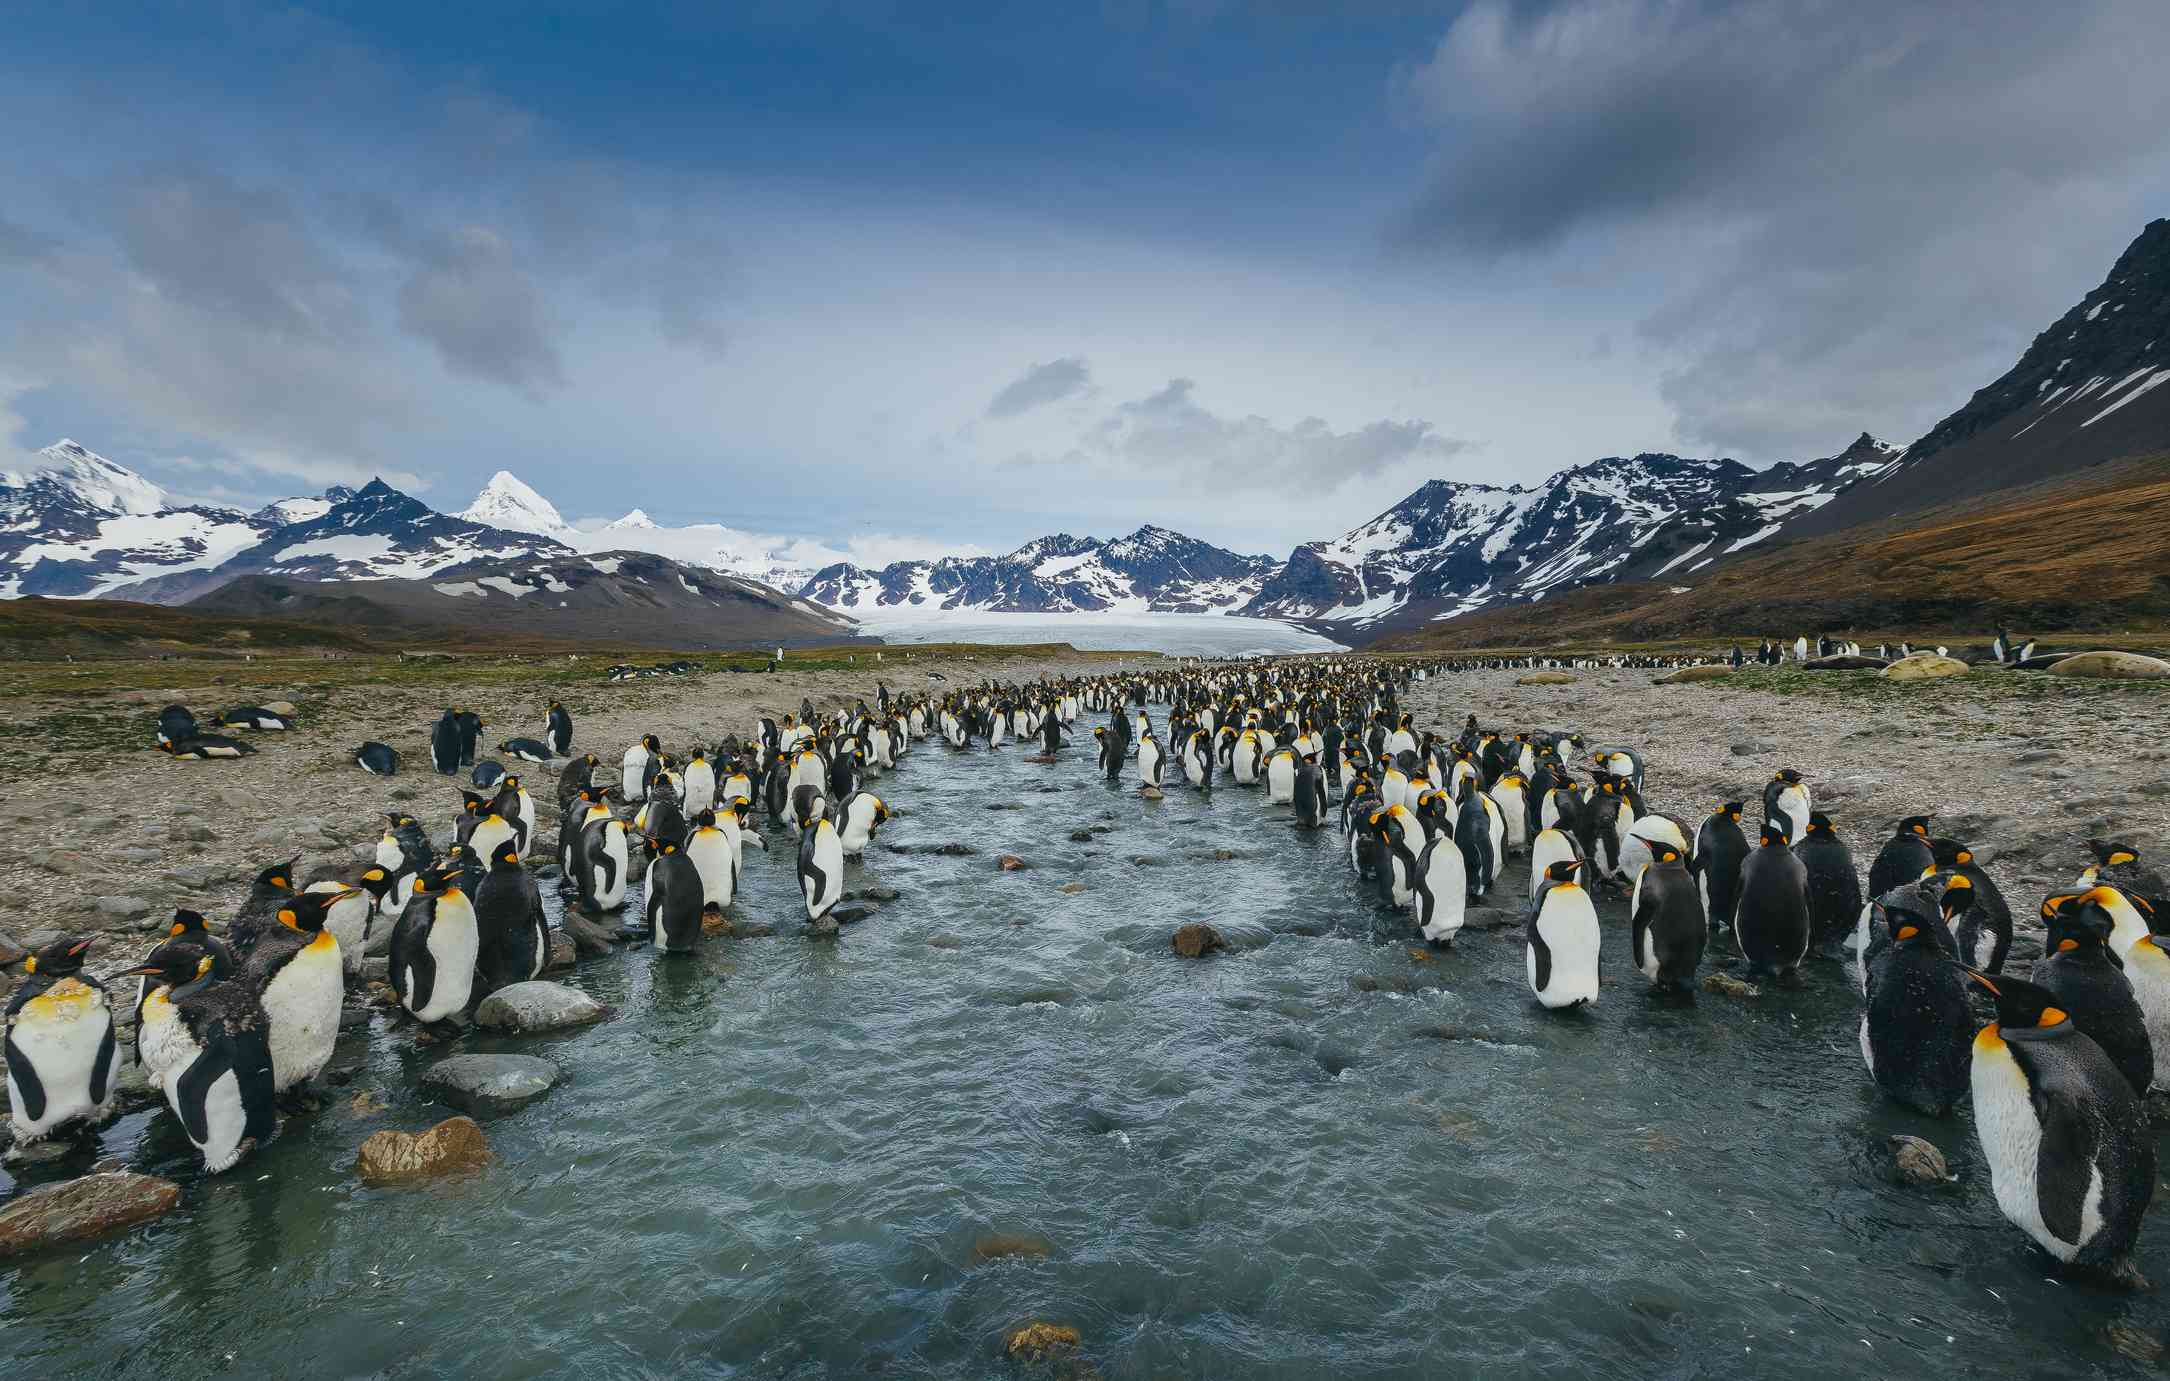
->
[11,655,2170,1282]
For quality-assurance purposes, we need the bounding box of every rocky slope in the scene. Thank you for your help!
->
[800,525,1280,615]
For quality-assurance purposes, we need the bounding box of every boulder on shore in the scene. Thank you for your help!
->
[356,1115,492,1183]
[0,1172,180,1259]
[473,981,606,1034]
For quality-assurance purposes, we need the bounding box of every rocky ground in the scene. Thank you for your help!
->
[1403,662,2170,943]
[0,647,1114,963]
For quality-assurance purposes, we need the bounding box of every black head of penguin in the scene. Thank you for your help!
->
[275,889,354,934]
[253,858,300,896]
[1759,818,1792,848]
[1896,815,1932,838]
[1958,969,2081,1041]
[117,939,222,996]
[2088,839,2142,868]
[167,909,212,939]
[21,934,95,979]
[354,866,396,908]
[2045,893,2118,957]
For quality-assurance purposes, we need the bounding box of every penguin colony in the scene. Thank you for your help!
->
[8,656,2167,1286]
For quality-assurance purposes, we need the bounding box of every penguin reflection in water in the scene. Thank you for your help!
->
[1963,970,2155,1284]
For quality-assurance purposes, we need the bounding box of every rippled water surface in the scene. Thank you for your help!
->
[5,730,2169,1378]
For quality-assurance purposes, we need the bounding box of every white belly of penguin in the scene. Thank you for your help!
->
[411,908,480,1023]
[687,831,734,907]
[1530,893,1600,1007]
[1970,1037,2083,1261]
[189,1065,254,1174]
[682,764,717,816]
[590,828,630,910]
[6,988,117,1140]
[262,937,344,1089]
[310,886,373,976]
[1266,757,1295,803]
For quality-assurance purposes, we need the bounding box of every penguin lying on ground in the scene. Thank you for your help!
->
[214,706,292,730]
[354,741,401,776]
[160,734,257,761]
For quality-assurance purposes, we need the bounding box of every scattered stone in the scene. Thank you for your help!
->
[1006,1323,1081,1364]
[998,855,1028,872]
[2107,1325,2166,1364]
[419,1053,560,1113]
[701,910,731,936]
[972,1231,1055,1264]
[94,896,150,920]
[356,1115,492,1183]
[928,933,964,950]
[1058,882,1086,894]
[344,1090,388,1118]
[546,937,577,971]
[1460,907,1517,932]
[809,914,841,937]
[1131,855,1164,867]
[1139,785,1164,800]
[1172,923,1225,958]
[1889,1134,1952,1185]
[1656,665,1732,684]
[1068,830,1094,842]
[1728,741,1775,758]
[1882,653,1971,681]
[861,885,900,902]
[933,843,977,856]
[735,922,777,938]
[1516,671,1576,685]
[0,1172,181,1259]
[2048,650,2170,681]
[474,981,607,1034]
[1212,849,1241,861]
[1699,972,1759,999]
[831,905,877,925]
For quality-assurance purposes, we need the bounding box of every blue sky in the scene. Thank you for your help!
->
[3,1,2166,562]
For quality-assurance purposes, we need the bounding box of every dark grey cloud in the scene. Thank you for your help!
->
[1392,0,2170,459]
[987,356,1093,418]
[1083,377,1473,489]
[397,226,564,395]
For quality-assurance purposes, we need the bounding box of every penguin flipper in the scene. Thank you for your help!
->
[403,942,438,1017]
[2031,1084,2102,1249]
[173,1039,237,1146]
[89,1020,118,1106]
[4,1031,48,1123]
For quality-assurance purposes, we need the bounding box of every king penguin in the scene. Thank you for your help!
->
[4,937,121,1146]
[1629,846,1705,994]
[1527,859,1600,1009]
[388,861,482,1024]
[1859,890,1972,1116]
[799,816,845,921]
[1735,821,1811,981]
[123,941,277,1174]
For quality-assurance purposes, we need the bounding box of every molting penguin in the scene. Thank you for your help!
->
[389,861,482,1023]
[2031,896,2154,1097]
[4,937,120,1146]
[1629,846,1705,994]
[473,841,549,991]
[1962,970,2155,1280]
[1762,769,1811,848]
[1527,859,1600,1010]
[621,734,661,803]
[1868,816,1936,899]
[241,889,352,1092]
[122,942,277,1175]
[1795,813,1863,961]
[1735,820,1811,981]
[798,817,845,922]
[1859,890,1971,1116]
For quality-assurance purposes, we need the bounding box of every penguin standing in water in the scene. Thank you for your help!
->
[641,836,705,954]
[836,791,889,856]
[1962,970,2155,1281]
[577,803,633,914]
[686,809,737,915]
[1136,731,1166,789]
[5,937,120,1146]
[622,734,661,803]
[545,700,574,757]
[1527,827,1584,899]
[1527,859,1600,1009]
[1859,890,1972,1116]
[1455,781,1494,900]
[1038,712,1069,757]
[474,841,549,991]
[242,890,354,1093]
[1795,813,1863,961]
[1263,746,1296,803]
[128,911,237,1043]
[1293,753,1326,828]
[1763,769,1811,848]
[1868,817,1936,899]
[306,867,392,976]
[1411,831,1468,945]
[227,858,301,958]
[1181,729,1215,792]
[2030,897,2154,1097]
[1933,843,2013,972]
[389,862,482,1024]
[798,817,844,922]
[1093,727,1122,782]
[1735,821,1811,981]
[1629,847,1705,994]
[430,709,462,775]
[121,942,277,1175]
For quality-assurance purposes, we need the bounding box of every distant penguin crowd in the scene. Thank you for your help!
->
[9,650,2166,1283]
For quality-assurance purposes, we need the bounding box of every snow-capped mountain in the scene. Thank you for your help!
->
[798,525,1280,615]
[458,470,573,537]
[0,440,279,599]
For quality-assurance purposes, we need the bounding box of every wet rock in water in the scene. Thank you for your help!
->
[546,937,577,971]
[1517,671,1575,685]
[1058,882,1086,895]
[2048,650,2170,680]
[1460,907,1516,932]
[356,1115,492,1183]
[1212,849,1241,861]
[3,1139,75,1166]
[972,1230,1055,1264]
[701,910,732,936]
[1068,830,1095,843]
[0,1172,181,1259]
[998,855,1028,872]
[361,957,391,984]
[1656,665,1732,684]
[1889,1134,1952,1185]
[474,981,606,1034]
[932,843,977,856]
[1006,1322,1081,1363]
[1172,923,1225,958]
[1883,653,1970,681]
[344,1090,388,1118]
[858,885,900,902]
[1139,785,1164,800]
[1699,973,1759,999]
[928,933,964,950]
[831,904,877,925]
[736,921,777,939]
[1131,855,1165,868]
[809,914,841,938]
[2107,1325,2166,1363]
[420,1053,560,1114]
[1024,753,1057,764]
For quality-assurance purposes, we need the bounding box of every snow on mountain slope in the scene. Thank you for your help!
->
[459,470,573,536]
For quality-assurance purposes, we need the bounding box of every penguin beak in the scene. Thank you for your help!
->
[113,963,165,978]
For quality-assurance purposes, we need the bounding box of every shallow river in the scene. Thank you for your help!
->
[4,722,2168,1377]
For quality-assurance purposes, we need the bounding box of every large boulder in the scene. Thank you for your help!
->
[1172,923,1225,958]
[1882,653,1970,681]
[2047,651,2170,681]
[1516,671,1576,686]
[0,1172,180,1258]
[356,1115,492,1182]
[473,981,607,1034]
[420,1053,560,1113]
